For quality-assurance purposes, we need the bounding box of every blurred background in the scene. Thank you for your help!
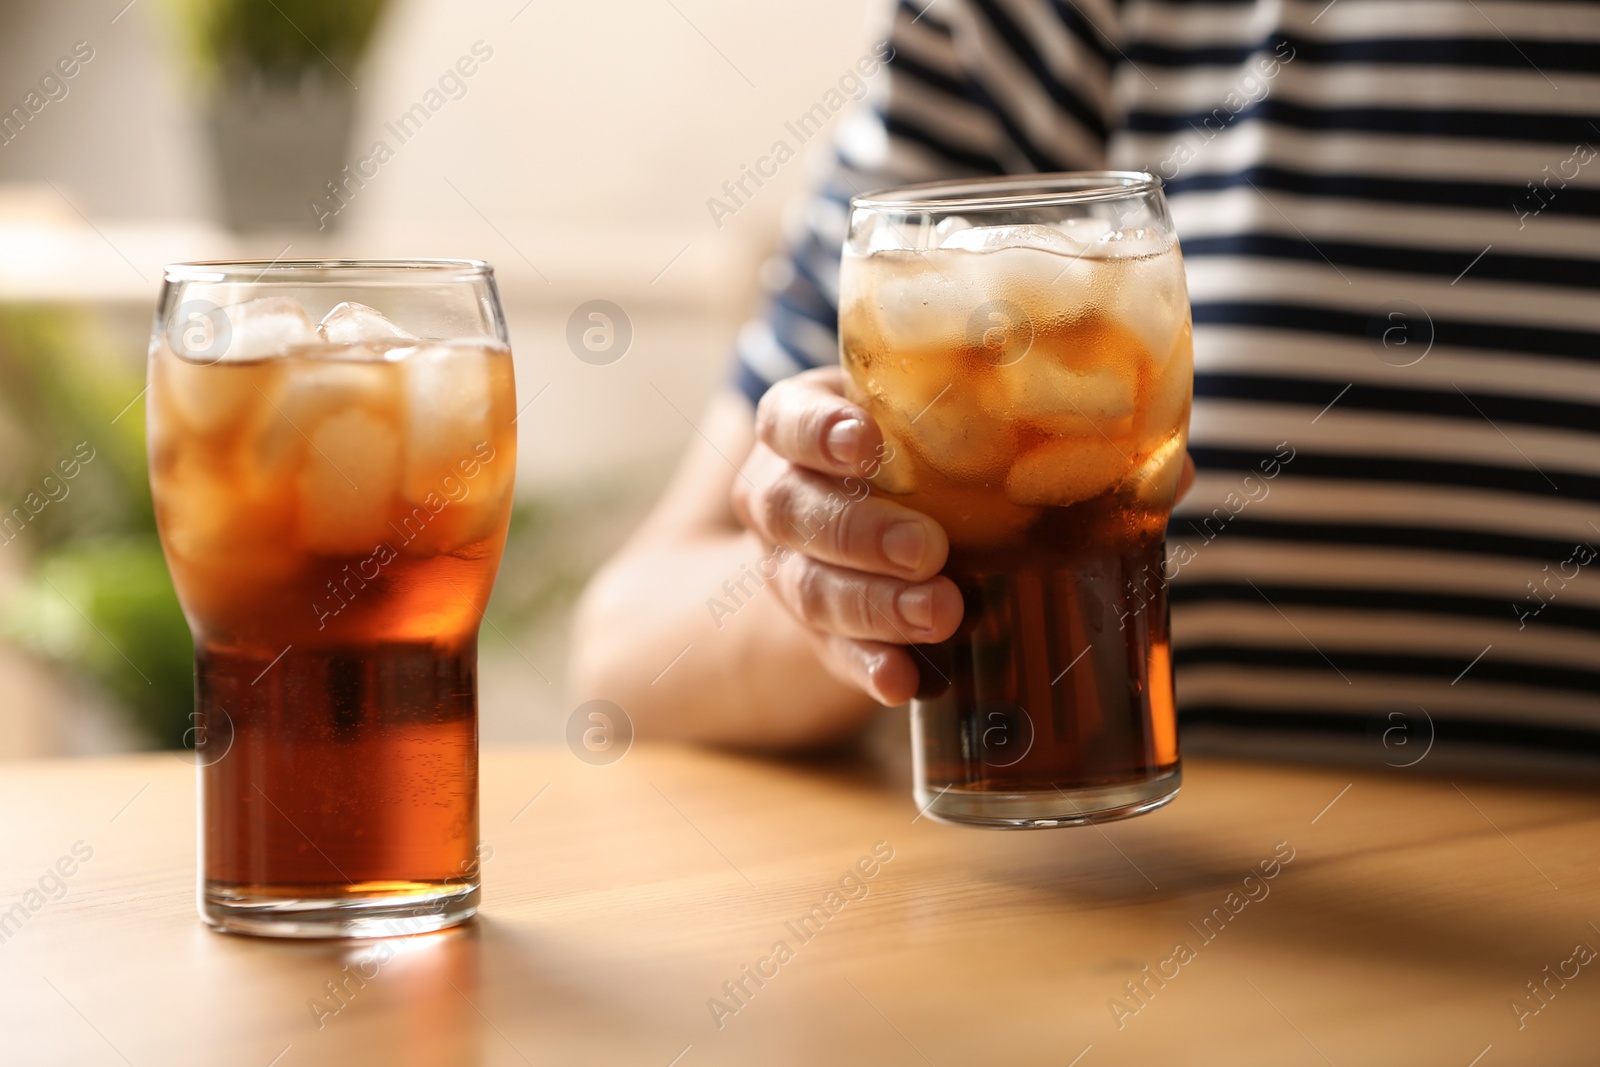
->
[0,0,877,757]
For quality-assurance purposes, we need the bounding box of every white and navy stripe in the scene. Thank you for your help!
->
[733,0,1600,755]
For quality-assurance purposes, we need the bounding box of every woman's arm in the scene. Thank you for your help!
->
[569,389,899,750]
[570,372,1195,751]
[572,363,982,751]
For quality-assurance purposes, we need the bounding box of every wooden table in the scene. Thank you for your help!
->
[3,738,1598,1066]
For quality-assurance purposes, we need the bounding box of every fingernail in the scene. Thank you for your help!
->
[881,521,926,572]
[897,584,935,631]
[825,417,864,465]
[860,649,893,706]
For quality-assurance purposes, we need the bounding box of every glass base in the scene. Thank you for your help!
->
[201,881,479,939]
[915,766,1181,829]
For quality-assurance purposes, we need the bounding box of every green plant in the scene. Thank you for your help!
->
[0,308,150,543]
[0,306,193,748]
[5,542,193,743]
[161,0,391,85]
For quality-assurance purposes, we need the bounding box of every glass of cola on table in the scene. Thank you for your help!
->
[147,260,516,935]
[839,174,1193,828]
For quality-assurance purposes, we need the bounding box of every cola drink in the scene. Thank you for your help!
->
[840,175,1191,827]
[148,265,515,933]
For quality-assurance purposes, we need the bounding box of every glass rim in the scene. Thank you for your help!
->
[161,258,495,284]
[851,171,1160,212]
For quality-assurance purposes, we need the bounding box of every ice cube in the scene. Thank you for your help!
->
[1135,330,1192,442]
[840,354,918,495]
[280,359,397,420]
[968,244,1106,332]
[843,251,984,354]
[256,359,399,475]
[1005,435,1131,507]
[972,308,1143,439]
[933,216,972,244]
[863,426,917,495]
[157,297,310,436]
[153,451,297,587]
[1095,247,1190,367]
[1046,364,1136,420]
[449,465,515,549]
[984,358,1135,427]
[904,389,1013,484]
[153,453,244,563]
[296,409,402,556]
[318,301,418,345]
[401,343,495,505]
[1057,216,1114,245]
[940,224,1082,256]
[155,342,285,436]
[214,297,318,362]
[849,343,943,420]
[853,211,939,253]
[1121,431,1187,507]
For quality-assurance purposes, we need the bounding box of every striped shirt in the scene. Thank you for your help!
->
[733,0,1600,757]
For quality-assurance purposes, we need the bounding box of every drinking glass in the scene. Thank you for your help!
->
[839,173,1191,827]
[147,260,516,935]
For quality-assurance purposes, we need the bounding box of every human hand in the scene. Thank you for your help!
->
[730,367,961,706]
[730,367,1197,709]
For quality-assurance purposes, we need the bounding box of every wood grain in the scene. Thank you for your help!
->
[1,740,1598,1066]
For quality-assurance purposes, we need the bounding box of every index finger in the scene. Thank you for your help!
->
[754,367,884,478]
